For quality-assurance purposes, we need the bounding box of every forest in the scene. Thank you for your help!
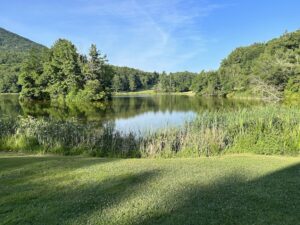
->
[1,27,300,101]
[18,40,115,102]
[192,30,300,100]
[0,27,46,93]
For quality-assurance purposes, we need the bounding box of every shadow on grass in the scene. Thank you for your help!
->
[0,156,299,225]
[0,156,160,225]
[0,155,120,174]
[134,163,300,225]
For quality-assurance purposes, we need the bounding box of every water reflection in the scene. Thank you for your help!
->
[0,94,263,133]
[115,111,196,134]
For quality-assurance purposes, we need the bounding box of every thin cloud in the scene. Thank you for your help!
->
[7,0,226,72]
[77,0,221,72]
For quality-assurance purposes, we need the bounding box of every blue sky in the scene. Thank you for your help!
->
[1,0,300,72]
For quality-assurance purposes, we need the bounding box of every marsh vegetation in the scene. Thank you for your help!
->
[0,94,299,157]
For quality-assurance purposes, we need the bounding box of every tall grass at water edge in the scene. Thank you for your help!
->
[0,105,299,157]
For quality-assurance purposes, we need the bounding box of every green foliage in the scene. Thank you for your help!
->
[3,26,300,101]
[0,28,46,93]
[141,106,300,157]
[74,44,113,101]
[284,76,300,99]
[18,40,113,102]
[0,27,45,51]
[0,105,299,157]
[111,66,159,92]
[76,80,110,101]
[219,43,265,94]
[158,71,196,92]
[112,74,123,92]
[18,48,50,100]
[87,44,113,90]
[0,116,140,157]
[134,29,300,98]
[192,30,300,100]
[0,64,20,93]
[191,70,221,96]
[43,39,84,98]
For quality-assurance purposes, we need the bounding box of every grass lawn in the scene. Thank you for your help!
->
[0,153,299,225]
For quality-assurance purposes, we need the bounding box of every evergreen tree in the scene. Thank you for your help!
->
[43,39,83,99]
[88,44,113,89]
[18,48,49,100]
[77,44,113,101]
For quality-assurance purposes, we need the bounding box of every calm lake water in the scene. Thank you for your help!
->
[0,94,261,134]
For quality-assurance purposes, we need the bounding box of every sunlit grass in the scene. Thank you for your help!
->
[113,89,195,96]
[0,153,299,225]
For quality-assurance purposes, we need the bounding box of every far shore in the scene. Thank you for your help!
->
[113,90,196,96]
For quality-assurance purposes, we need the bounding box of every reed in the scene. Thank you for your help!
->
[0,105,299,157]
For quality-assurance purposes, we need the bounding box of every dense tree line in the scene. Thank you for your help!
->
[112,66,159,92]
[157,30,300,97]
[18,39,114,102]
[0,61,21,93]
[192,30,300,99]
[0,27,161,95]
[2,27,300,100]
[157,71,197,92]
[191,70,221,95]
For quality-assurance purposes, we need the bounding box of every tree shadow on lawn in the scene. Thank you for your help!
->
[134,163,300,225]
[1,156,299,225]
[0,155,120,174]
[1,157,161,225]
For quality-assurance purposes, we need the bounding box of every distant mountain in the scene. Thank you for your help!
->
[0,27,47,93]
[0,27,46,51]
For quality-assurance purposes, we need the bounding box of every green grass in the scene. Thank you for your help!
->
[114,90,195,96]
[142,105,300,157]
[0,153,299,225]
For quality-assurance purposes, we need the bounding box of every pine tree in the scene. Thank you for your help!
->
[87,44,113,89]
[18,48,49,100]
[80,44,113,100]
[43,39,83,99]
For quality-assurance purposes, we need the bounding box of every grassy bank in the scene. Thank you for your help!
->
[0,153,299,225]
[114,90,195,96]
[0,105,300,157]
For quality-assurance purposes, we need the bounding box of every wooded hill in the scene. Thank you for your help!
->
[192,30,300,100]
[0,27,159,95]
[0,28,46,92]
[1,27,300,100]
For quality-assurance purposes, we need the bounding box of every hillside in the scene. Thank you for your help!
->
[0,27,158,94]
[0,27,45,51]
[191,29,300,100]
[0,27,46,93]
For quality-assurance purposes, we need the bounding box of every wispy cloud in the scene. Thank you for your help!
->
[63,0,225,72]
[3,0,224,72]
[3,0,300,71]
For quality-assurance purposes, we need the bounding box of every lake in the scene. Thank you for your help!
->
[0,94,261,134]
